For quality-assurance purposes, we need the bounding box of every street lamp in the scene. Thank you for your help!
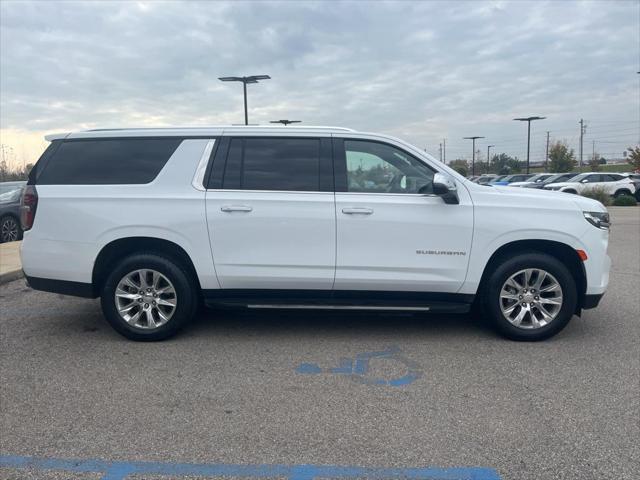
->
[463,136,484,176]
[513,116,546,174]
[218,75,271,125]
[270,120,301,126]
[487,145,495,172]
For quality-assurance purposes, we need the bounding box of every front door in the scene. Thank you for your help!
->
[333,138,473,293]
[205,136,335,290]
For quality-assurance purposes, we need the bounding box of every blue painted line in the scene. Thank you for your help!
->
[0,454,501,480]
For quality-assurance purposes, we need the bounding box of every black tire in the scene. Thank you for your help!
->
[100,253,198,341]
[0,215,22,243]
[481,252,577,341]
[614,189,632,198]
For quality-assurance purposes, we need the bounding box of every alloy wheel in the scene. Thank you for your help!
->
[114,269,177,329]
[499,268,563,329]
[1,217,19,243]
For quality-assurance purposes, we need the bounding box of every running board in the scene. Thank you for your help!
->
[247,304,431,311]
[202,289,474,314]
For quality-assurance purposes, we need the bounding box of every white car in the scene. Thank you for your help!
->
[543,172,636,197]
[509,173,557,187]
[20,126,611,342]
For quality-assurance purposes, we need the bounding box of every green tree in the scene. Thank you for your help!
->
[548,141,576,173]
[449,159,469,177]
[626,146,640,172]
[490,153,521,175]
[588,152,602,172]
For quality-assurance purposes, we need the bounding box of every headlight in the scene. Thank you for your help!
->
[584,211,610,230]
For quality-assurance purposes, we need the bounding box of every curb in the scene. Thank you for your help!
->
[0,269,23,286]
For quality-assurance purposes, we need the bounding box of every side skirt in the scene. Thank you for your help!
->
[202,289,474,314]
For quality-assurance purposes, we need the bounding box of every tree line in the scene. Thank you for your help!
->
[449,142,640,177]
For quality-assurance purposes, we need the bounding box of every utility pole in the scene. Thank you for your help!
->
[579,119,586,170]
[545,131,550,172]
[592,140,595,162]
[443,138,446,164]
[439,143,443,162]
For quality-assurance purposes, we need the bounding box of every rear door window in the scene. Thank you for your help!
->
[222,137,325,191]
[37,138,182,185]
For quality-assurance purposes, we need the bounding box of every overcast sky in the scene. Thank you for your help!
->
[1,0,638,167]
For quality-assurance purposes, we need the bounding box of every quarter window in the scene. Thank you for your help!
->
[344,140,435,194]
[37,138,181,185]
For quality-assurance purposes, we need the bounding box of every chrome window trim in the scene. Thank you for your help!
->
[191,139,216,192]
[204,188,437,197]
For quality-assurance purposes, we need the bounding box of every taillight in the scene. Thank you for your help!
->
[20,185,38,231]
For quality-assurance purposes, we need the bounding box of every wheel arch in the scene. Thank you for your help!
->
[477,239,587,313]
[92,237,202,296]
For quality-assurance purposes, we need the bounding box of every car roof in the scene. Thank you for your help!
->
[45,125,356,141]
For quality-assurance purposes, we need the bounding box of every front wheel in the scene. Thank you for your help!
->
[482,253,577,341]
[100,253,198,341]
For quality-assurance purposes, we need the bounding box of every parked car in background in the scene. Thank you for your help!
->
[20,126,610,342]
[509,173,556,187]
[468,175,480,182]
[620,173,640,201]
[487,175,509,185]
[0,181,26,243]
[491,174,535,186]
[474,174,497,185]
[524,172,579,189]
[544,172,636,197]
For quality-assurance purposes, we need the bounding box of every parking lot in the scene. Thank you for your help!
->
[0,207,638,480]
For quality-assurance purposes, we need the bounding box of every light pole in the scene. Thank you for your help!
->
[218,75,271,125]
[463,136,484,176]
[270,120,301,126]
[487,145,494,172]
[514,116,546,174]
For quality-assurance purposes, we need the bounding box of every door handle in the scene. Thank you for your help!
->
[342,207,374,215]
[221,205,253,213]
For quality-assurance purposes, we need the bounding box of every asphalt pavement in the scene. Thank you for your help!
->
[1,208,638,480]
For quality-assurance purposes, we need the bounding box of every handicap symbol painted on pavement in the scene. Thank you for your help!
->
[296,346,422,386]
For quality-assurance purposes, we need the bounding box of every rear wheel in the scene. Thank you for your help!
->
[482,253,577,341]
[0,215,22,243]
[100,253,198,341]
[614,189,632,198]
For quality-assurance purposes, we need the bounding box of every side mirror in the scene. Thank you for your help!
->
[432,173,459,204]
[581,179,589,183]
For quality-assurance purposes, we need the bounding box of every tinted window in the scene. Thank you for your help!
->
[344,140,434,194]
[604,174,622,181]
[223,138,321,191]
[37,138,181,185]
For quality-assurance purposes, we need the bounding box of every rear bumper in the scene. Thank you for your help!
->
[582,293,605,310]
[25,274,96,298]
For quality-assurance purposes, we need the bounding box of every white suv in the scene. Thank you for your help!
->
[20,126,611,341]
[543,172,636,197]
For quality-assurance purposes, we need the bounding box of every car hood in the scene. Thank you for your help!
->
[507,181,533,187]
[490,184,606,212]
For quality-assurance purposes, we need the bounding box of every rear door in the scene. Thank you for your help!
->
[204,136,336,289]
[333,137,473,293]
